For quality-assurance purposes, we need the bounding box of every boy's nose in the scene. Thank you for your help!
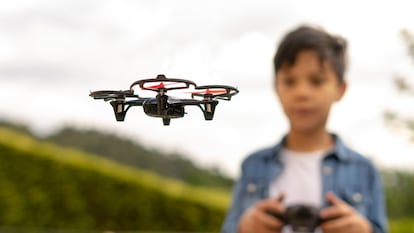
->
[293,83,313,100]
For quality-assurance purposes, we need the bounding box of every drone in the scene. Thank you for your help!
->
[89,74,239,125]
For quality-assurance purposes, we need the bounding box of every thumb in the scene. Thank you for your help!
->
[325,192,344,206]
[275,192,285,203]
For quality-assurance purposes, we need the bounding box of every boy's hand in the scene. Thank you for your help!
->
[320,192,372,233]
[238,194,285,233]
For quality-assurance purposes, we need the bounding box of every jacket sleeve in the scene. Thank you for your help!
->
[221,176,245,233]
[221,156,252,233]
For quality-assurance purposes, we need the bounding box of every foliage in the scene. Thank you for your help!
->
[0,120,234,189]
[382,169,414,219]
[401,29,414,62]
[44,126,234,190]
[384,29,414,138]
[0,127,229,231]
[389,218,414,233]
[381,30,414,231]
[2,122,414,231]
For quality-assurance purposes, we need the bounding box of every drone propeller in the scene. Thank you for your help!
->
[145,82,183,90]
[130,74,196,92]
[189,89,228,95]
[89,90,137,101]
[147,82,166,89]
[191,85,239,100]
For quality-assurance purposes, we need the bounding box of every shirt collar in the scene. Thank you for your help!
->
[270,133,351,162]
[330,134,351,162]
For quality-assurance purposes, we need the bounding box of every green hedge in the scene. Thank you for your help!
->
[389,218,414,233]
[0,127,229,231]
[2,126,414,233]
[382,170,414,219]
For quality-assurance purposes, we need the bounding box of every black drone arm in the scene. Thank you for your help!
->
[174,99,219,120]
[167,98,219,120]
[126,98,150,106]
[109,98,150,121]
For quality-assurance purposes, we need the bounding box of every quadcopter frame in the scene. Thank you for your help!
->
[89,74,238,125]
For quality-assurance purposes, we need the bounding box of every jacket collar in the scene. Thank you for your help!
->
[270,133,351,162]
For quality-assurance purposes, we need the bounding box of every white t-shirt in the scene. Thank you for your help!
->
[269,148,329,233]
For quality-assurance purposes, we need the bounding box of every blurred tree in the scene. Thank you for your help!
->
[0,120,234,189]
[45,127,234,190]
[401,29,414,61]
[382,29,414,220]
[384,29,414,138]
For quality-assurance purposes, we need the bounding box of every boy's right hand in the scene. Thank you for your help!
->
[238,194,285,233]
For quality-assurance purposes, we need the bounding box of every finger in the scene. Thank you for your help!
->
[276,192,285,202]
[320,205,340,220]
[255,210,285,230]
[320,203,354,220]
[320,215,353,232]
[321,192,353,219]
[256,197,286,213]
[271,192,285,212]
[325,192,345,206]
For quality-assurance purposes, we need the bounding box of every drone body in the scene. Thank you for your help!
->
[89,74,238,125]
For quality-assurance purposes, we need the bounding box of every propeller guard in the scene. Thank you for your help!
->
[89,90,137,101]
[130,74,196,92]
[192,85,239,100]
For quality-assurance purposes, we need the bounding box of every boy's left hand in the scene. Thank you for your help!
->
[319,192,372,233]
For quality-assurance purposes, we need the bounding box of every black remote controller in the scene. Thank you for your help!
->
[267,204,329,233]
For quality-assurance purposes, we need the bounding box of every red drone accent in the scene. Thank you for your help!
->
[143,82,188,90]
[148,82,165,89]
[189,89,228,95]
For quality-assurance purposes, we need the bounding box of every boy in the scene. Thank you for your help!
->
[221,25,387,233]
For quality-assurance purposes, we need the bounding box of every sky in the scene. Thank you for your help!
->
[1,0,414,177]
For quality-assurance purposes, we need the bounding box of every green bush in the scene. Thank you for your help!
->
[0,127,229,231]
[44,127,234,189]
[3,126,414,232]
[382,169,414,219]
[389,218,414,233]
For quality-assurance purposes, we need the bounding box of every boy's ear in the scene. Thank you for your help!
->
[336,81,347,101]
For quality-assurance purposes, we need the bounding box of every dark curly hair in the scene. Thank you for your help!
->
[273,25,348,83]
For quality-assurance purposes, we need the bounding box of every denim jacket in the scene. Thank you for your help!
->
[221,134,388,233]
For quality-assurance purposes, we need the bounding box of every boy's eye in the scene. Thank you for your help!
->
[283,77,295,86]
[310,76,325,86]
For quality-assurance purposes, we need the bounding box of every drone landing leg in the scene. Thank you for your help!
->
[162,118,171,125]
[203,101,218,120]
[110,101,128,121]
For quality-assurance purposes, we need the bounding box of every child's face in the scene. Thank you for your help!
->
[275,49,346,134]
